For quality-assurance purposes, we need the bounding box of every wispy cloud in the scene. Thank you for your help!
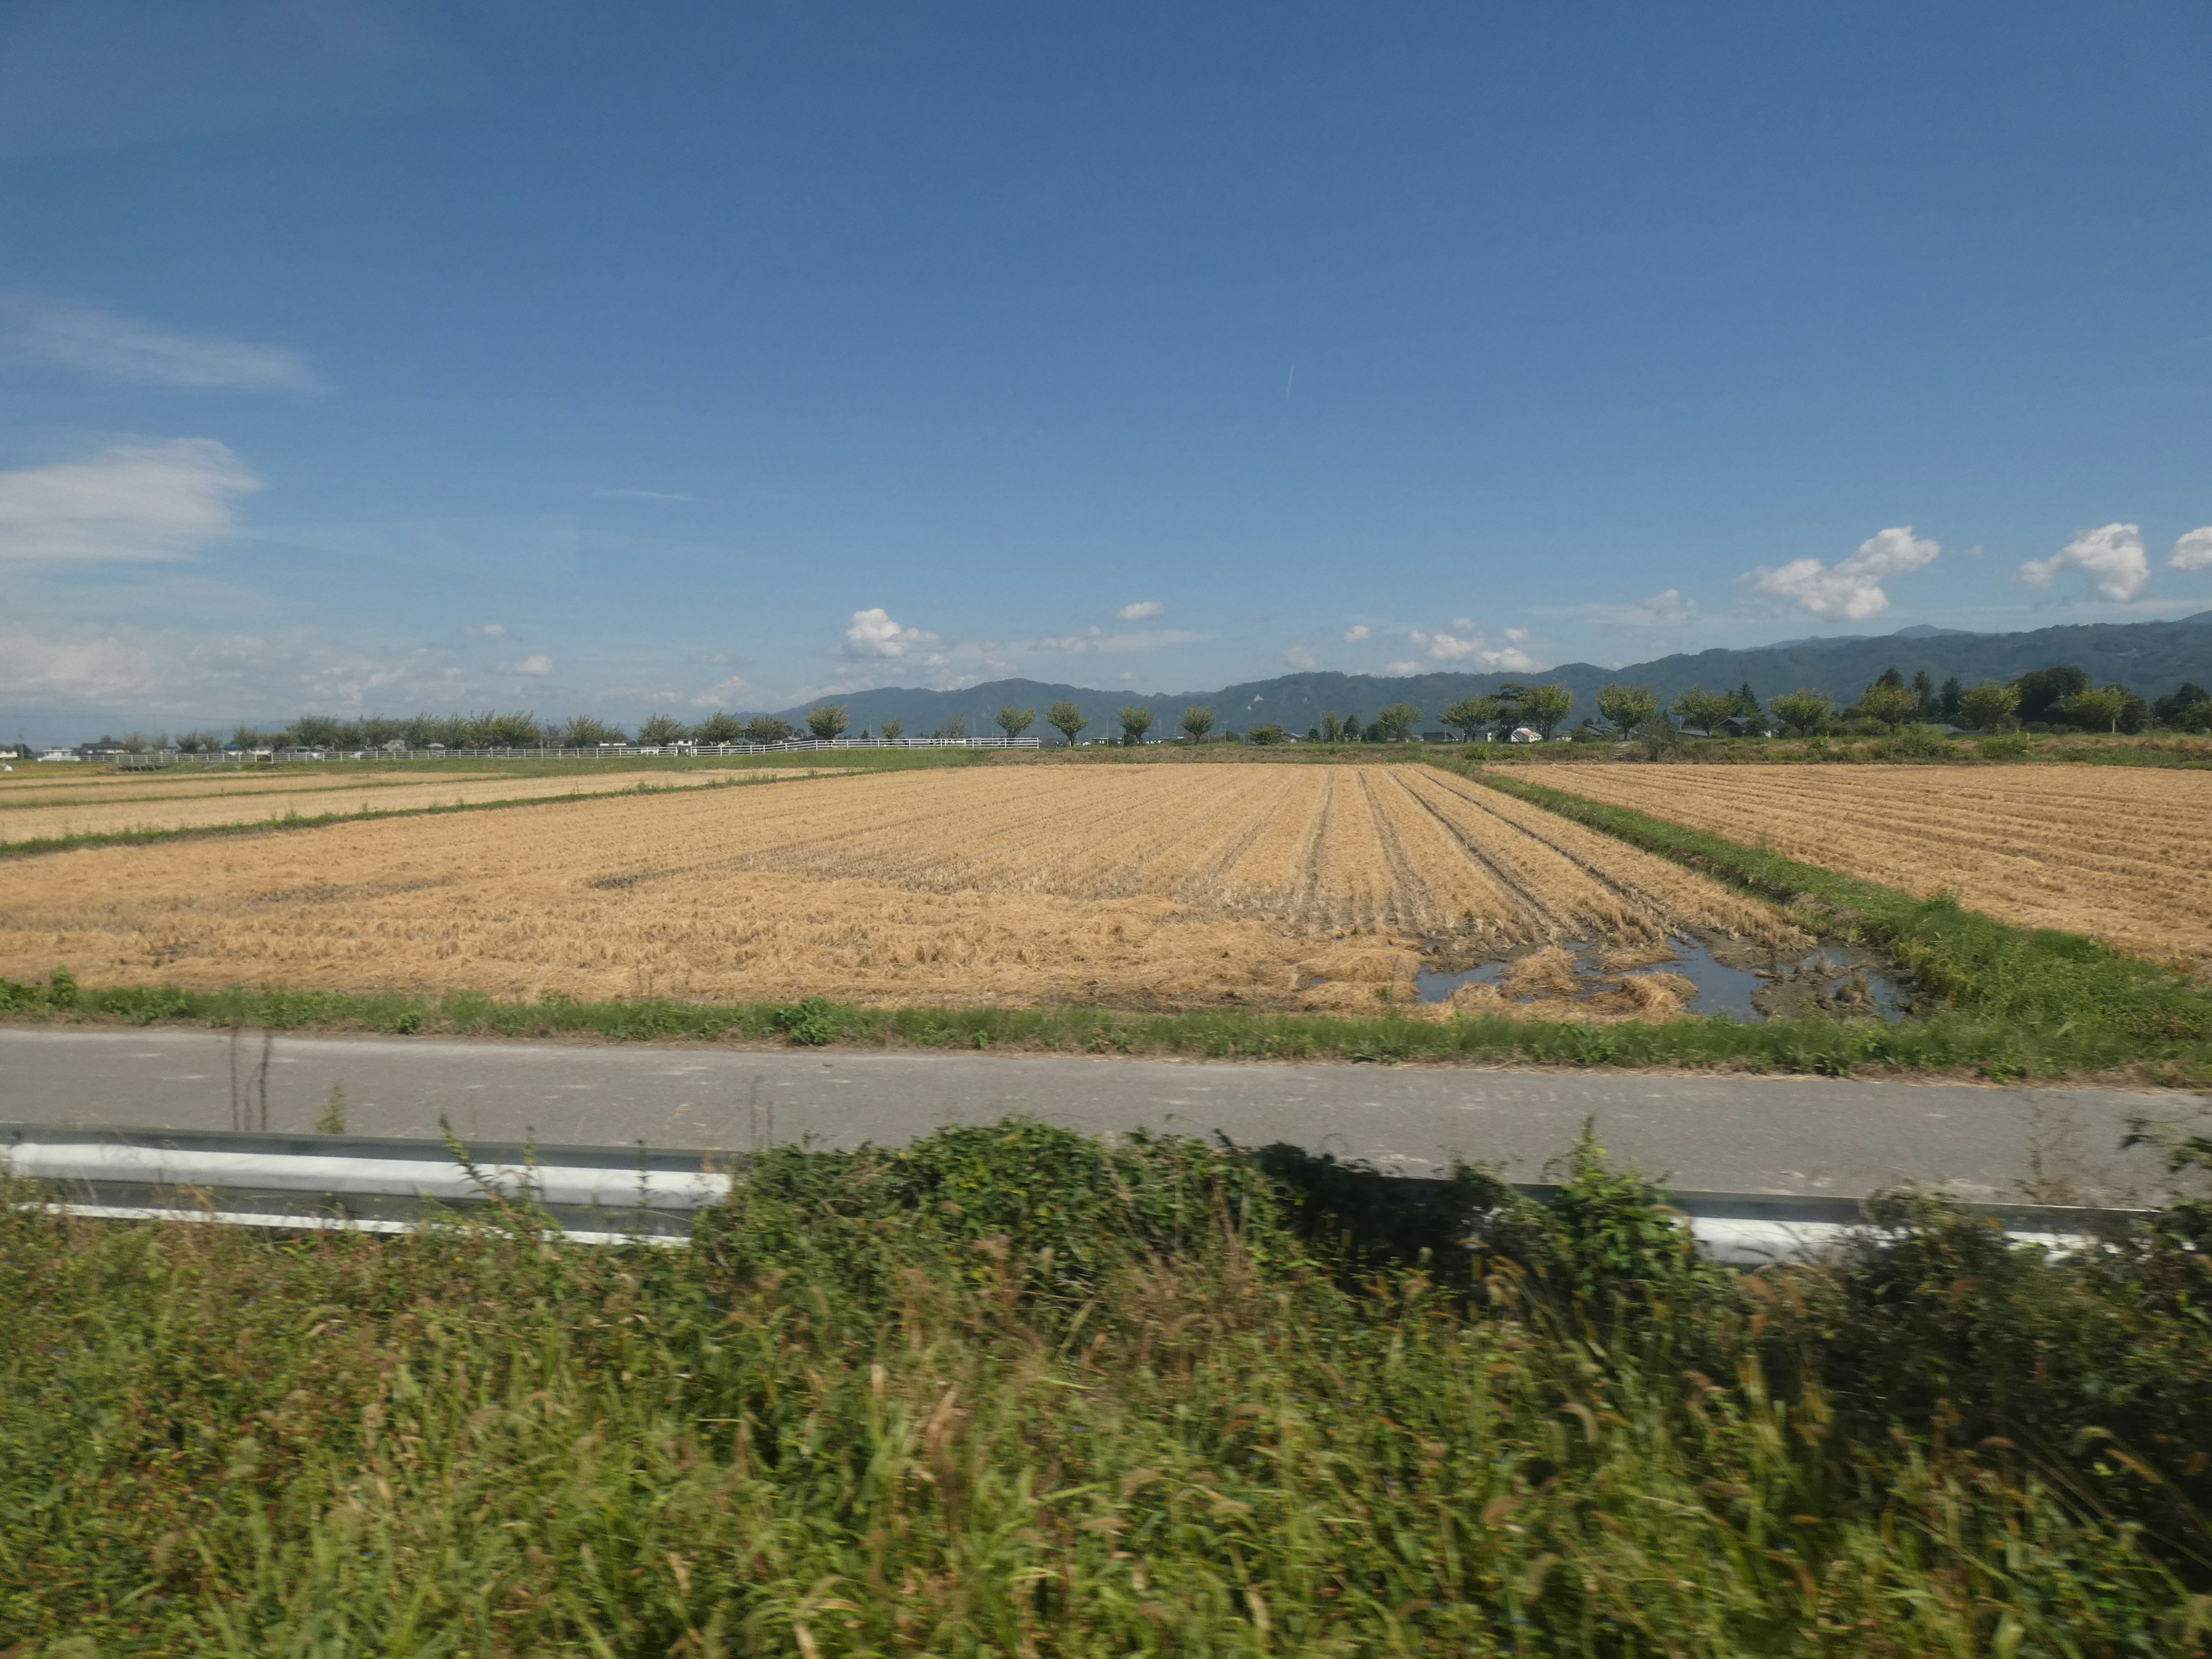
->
[1,295,319,391]
[503,654,554,677]
[1343,624,1371,642]
[2021,523,2150,603]
[1118,600,1164,621]
[1744,527,1939,620]
[1409,624,1537,672]
[0,438,263,563]
[1282,643,1317,669]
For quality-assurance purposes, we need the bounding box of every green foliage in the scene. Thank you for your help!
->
[4,1123,2210,1653]
[1318,710,1355,742]
[635,712,690,745]
[1441,694,1502,741]
[880,718,905,741]
[1881,722,1952,759]
[562,714,626,747]
[1978,732,2033,760]
[692,710,745,743]
[1768,687,1834,737]
[768,996,836,1046]
[1594,683,1658,733]
[2016,664,2091,725]
[744,714,796,744]
[1178,704,1216,743]
[805,703,850,741]
[992,704,1034,740]
[1858,681,1919,732]
[2154,682,2212,732]
[1960,679,2021,732]
[1116,704,1155,745]
[1669,683,1737,734]
[1244,723,1286,745]
[1373,700,1423,741]
[1517,683,1574,737]
[1045,700,1089,745]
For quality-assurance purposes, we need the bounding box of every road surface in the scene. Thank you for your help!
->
[2,1026,2201,1203]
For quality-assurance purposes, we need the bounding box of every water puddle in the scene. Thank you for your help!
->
[1415,935,1912,1024]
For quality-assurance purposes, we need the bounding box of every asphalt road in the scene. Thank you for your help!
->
[3,1026,2202,1203]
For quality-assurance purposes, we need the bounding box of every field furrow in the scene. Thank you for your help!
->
[1536,763,2212,966]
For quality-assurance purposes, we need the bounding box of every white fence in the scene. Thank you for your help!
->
[69,736,1046,767]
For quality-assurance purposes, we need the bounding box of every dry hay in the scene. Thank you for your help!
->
[0,763,1802,1013]
[0,768,843,845]
[1540,763,2212,967]
[0,767,511,799]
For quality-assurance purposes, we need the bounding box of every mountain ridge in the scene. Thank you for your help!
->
[766,612,2212,736]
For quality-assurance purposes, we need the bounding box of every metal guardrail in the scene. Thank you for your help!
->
[1,1124,2141,1263]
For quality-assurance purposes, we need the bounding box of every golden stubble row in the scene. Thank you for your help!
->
[0,768,843,845]
[0,763,1800,1009]
[1539,763,2212,967]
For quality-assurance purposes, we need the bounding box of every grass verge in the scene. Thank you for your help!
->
[5,1118,2210,1653]
[6,967,2210,1084]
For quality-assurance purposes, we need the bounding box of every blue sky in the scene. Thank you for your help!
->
[3,0,2211,738]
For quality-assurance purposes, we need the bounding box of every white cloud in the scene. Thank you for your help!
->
[690,674,754,708]
[1118,600,1164,621]
[1282,643,1318,670]
[1503,626,1529,644]
[843,607,940,658]
[1035,626,1208,656]
[504,654,554,677]
[1,296,318,391]
[1634,589,1694,622]
[0,438,262,564]
[475,623,506,637]
[1384,661,1421,676]
[2020,523,2150,602]
[2171,526,2212,571]
[1745,525,1940,620]
[1410,627,1537,672]
[1343,624,1371,642]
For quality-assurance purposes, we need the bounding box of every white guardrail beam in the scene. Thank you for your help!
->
[2,1124,2133,1262]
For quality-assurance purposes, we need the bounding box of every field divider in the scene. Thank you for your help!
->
[1,1120,2131,1263]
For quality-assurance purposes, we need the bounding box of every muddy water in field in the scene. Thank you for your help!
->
[1415,935,1913,1022]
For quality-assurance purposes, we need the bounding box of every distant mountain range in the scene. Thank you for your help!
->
[772,612,2212,736]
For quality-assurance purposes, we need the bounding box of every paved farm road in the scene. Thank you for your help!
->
[4,1027,2204,1204]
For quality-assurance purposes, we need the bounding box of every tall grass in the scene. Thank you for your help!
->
[3,1120,2209,1654]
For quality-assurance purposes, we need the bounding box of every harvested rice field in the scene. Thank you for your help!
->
[0,768,844,845]
[1539,763,2212,967]
[1,764,1803,1014]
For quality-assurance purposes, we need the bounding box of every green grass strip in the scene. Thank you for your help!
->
[1457,764,2212,1065]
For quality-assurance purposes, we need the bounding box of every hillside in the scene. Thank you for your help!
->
[772,611,2212,734]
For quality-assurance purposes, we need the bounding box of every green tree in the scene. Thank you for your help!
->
[995,704,1036,740]
[880,718,905,741]
[1046,701,1089,745]
[1937,676,1964,722]
[636,713,690,746]
[2153,683,2211,730]
[744,715,795,744]
[1958,681,2020,732]
[695,711,745,744]
[1374,702,1423,742]
[1441,694,1502,742]
[941,715,968,741]
[1911,669,1938,721]
[1872,666,1906,691]
[806,704,849,740]
[1669,685,1736,734]
[174,729,221,753]
[1116,706,1156,746]
[562,715,624,747]
[2013,665,2089,725]
[1596,684,1659,734]
[1246,724,1286,745]
[2059,685,2129,733]
[1858,681,1919,732]
[1318,711,1353,743]
[1179,706,1217,744]
[1768,688,1834,737]
[1517,684,1574,738]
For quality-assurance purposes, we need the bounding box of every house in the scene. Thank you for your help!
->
[1509,727,1543,744]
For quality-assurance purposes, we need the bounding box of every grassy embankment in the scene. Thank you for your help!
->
[6,1118,2211,1655]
